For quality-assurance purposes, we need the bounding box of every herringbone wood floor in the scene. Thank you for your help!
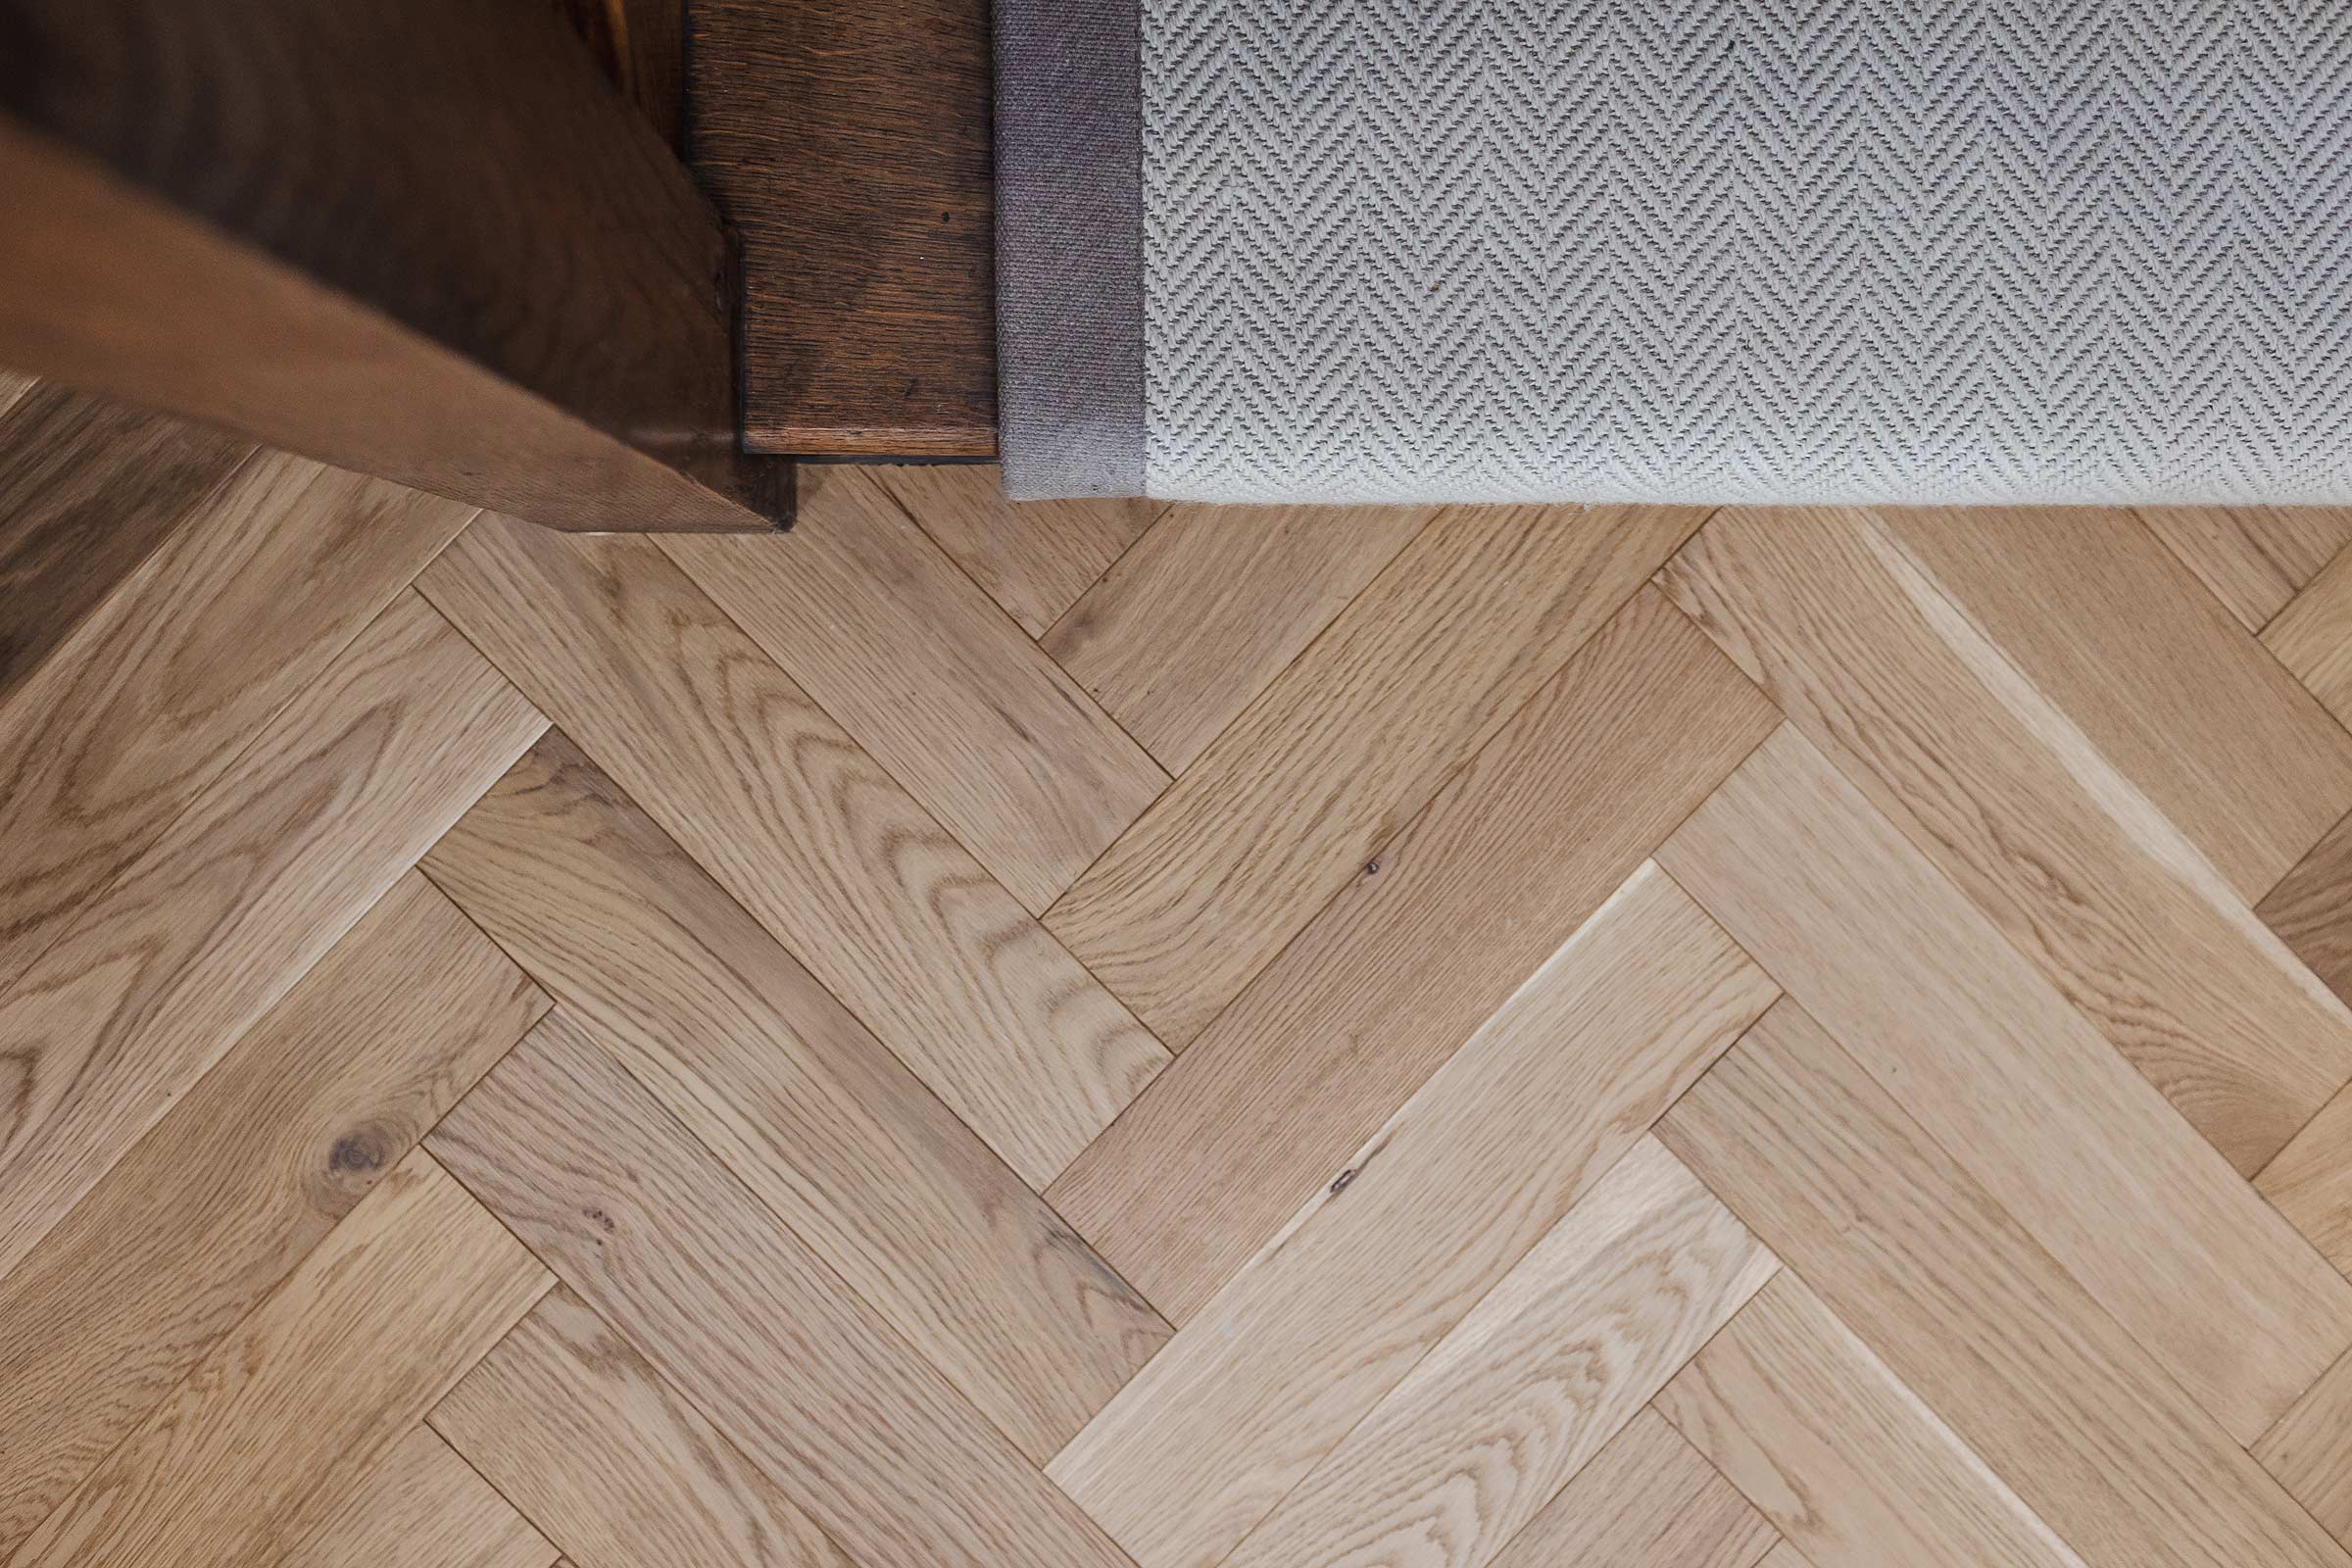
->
[11,377,2352,1568]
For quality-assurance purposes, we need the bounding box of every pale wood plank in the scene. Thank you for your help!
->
[0,870,546,1554]
[2259,812,2352,1010]
[1655,1271,2087,1568]
[1661,508,2352,1173]
[279,1426,559,1568]
[1041,501,1438,772]
[664,466,1167,913]
[1047,586,1775,1320]
[1047,502,1705,1047]
[0,386,252,703]
[1656,1000,2352,1568]
[425,1013,1134,1568]
[421,732,1169,1460]
[431,1284,853,1568]
[1484,1407,1778,1568]
[2258,1077,2352,1273]
[2265,542,2352,726]
[2254,1347,2352,1548]
[0,589,546,1284]
[1224,1137,1776,1568]
[1880,509,2352,897]
[1047,864,1776,1568]
[1754,1546,1816,1568]
[866,462,1164,638]
[0,446,476,994]
[2141,507,2352,632]
[1656,727,2352,1444]
[4,1152,549,1568]
[416,514,1165,1188]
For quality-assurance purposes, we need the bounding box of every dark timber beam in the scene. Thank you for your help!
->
[0,0,791,532]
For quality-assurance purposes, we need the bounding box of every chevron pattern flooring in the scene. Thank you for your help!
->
[14,381,2352,1568]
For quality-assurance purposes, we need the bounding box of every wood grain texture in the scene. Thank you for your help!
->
[1048,502,1706,1048]
[0,450,476,996]
[2265,542,2352,726]
[421,732,1169,1460]
[1657,1271,2087,1568]
[1049,585,1777,1320]
[0,384,251,698]
[0,589,546,1284]
[2259,809,2352,1010]
[0,871,545,1555]
[1484,1407,1778,1568]
[1878,509,2352,897]
[425,1013,1134,1568]
[416,514,1165,1187]
[867,464,1162,638]
[1656,1001,2352,1568]
[553,0,685,151]
[432,1285,852,1568]
[0,368,32,416]
[1662,508,2352,1174]
[696,0,995,454]
[1042,501,1440,771]
[279,1426,559,1568]
[1223,1137,1776,1568]
[1048,864,1776,1568]
[2141,507,2352,631]
[2258,1078,2352,1274]
[4,1151,549,1568]
[663,465,1168,913]
[0,0,784,530]
[1658,727,2352,1445]
[2255,1346,2352,1549]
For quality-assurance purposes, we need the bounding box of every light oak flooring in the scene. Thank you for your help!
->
[8,382,2352,1568]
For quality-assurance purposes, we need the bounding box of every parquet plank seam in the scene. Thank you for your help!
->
[421,1416,587,1568]
[420,1007,1152,1546]
[2260,536,2352,639]
[1652,841,2352,1445]
[1031,497,1185,650]
[0,494,486,1011]
[1047,565,1764,1167]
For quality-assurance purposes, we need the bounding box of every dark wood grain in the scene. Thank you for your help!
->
[0,0,790,531]
[554,0,687,154]
[694,0,997,456]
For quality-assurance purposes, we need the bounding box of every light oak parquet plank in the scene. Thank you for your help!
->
[0,589,546,1284]
[0,870,546,1554]
[1223,1137,1776,1568]
[0,446,476,994]
[664,466,1167,913]
[1047,585,1775,1320]
[1754,1546,1816,1568]
[1657,727,2352,1444]
[416,514,1165,1188]
[0,386,252,701]
[1046,502,1706,1048]
[2141,507,2352,632]
[2258,813,2352,1010]
[866,462,1164,638]
[1656,1001,2352,1568]
[1662,508,2352,1173]
[2254,1347,2352,1549]
[1656,1271,2087,1568]
[1041,501,1439,772]
[4,1152,549,1568]
[2258,1078,2352,1273]
[421,732,1169,1460]
[425,1012,1135,1568]
[1879,509,2352,897]
[1483,1407,1779,1568]
[278,1427,559,1568]
[1047,863,1776,1568]
[2265,542,2352,727]
[431,1284,853,1568]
